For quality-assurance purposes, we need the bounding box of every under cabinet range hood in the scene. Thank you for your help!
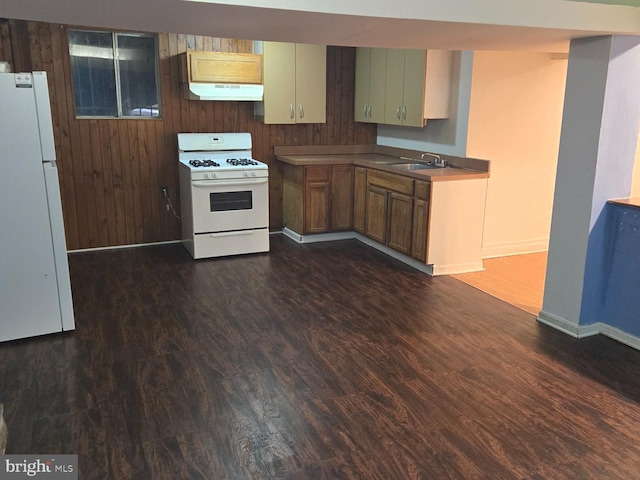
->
[180,50,264,101]
[182,82,264,101]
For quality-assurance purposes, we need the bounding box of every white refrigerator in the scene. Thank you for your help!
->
[0,71,75,342]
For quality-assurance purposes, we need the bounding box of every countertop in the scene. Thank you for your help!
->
[609,197,640,209]
[276,153,490,182]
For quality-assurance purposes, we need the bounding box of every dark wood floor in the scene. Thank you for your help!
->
[2,235,640,479]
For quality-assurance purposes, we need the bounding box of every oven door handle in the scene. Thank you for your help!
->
[192,178,268,187]
[208,230,261,238]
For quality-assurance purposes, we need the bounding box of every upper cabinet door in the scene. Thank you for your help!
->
[402,49,427,127]
[258,42,326,124]
[384,49,405,126]
[262,42,296,124]
[368,48,387,124]
[354,48,387,123]
[354,47,451,127]
[354,48,372,123]
[295,43,327,124]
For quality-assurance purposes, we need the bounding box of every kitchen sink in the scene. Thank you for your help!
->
[390,162,447,171]
[366,159,407,165]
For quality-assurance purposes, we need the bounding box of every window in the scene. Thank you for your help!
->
[68,30,160,118]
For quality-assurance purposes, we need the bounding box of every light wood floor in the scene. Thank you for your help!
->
[452,252,548,316]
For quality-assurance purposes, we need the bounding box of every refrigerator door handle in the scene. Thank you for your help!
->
[43,162,75,331]
[32,72,56,162]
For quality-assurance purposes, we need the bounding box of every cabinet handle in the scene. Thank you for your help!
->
[299,103,304,119]
[368,104,373,118]
[396,106,401,120]
[402,105,407,120]
[364,104,368,117]
[289,104,294,119]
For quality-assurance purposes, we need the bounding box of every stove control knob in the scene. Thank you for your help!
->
[204,173,210,179]
[243,171,249,177]
[212,173,217,178]
[251,171,256,177]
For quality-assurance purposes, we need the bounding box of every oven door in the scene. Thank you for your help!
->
[191,177,269,234]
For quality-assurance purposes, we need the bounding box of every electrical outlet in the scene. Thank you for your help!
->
[160,187,168,199]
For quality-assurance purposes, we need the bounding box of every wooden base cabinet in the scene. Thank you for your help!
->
[283,164,353,235]
[305,167,331,233]
[353,167,367,233]
[365,185,388,244]
[331,165,354,231]
[387,192,413,255]
[363,169,421,257]
[411,180,431,261]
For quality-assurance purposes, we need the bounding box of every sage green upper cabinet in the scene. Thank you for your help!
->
[354,48,387,123]
[256,41,327,124]
[355,48,453,127]
[385,49,428,127]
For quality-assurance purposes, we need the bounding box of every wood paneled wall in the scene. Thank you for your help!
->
[0,19,376,250]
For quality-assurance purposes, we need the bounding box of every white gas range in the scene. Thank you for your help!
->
[178,133,269,259]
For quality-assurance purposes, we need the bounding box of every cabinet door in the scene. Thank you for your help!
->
[369,48,387,123]
[411,198,429,261]
[384,49,405,126]
[262,42,296,124]
[304,166,331,233]
[354,48,387,123]
[305,181,330,233]
[402,49,427,127]
[354,48,372,123]
[295,43,327,123]
[387,192,413,255]
[189,51,262,84]
[365,185,388,244]
[331,165,353,231]
[353,167,367,233]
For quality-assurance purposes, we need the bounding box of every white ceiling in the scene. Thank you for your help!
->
[2,0,640,53]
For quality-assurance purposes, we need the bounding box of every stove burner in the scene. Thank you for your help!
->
[226,158,258,166]
[189,159,220,168]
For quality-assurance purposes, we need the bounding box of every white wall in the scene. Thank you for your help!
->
[632,139,640,197]
[466,51,568,257]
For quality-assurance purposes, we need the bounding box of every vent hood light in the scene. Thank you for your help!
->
[182,82,264,101]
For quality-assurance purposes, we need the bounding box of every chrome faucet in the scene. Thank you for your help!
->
[421,152,447,167]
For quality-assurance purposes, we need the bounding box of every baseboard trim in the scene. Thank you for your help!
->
[281,228,487,276]
[69,240,182,254]
[536,310,600,338]
[354,233,433,275]
[482,239,549,259]
[432,261,485,276]
[537,314,640,351]
[600,324,640,351]
[282,228,356,244]
[282,228,432,274]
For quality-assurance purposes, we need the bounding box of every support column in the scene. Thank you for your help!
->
[538,35,640,337]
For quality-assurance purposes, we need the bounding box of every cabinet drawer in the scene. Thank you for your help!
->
[188,51,263,84]
[367,170,414,195]
[305,165,331,182]
[415,180,431,200]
